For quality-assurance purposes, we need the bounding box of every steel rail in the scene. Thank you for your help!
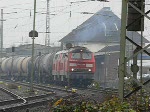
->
[0,87,26,104]
[0,93,55,107]
[0,91,78,112]
[0,80,78,111]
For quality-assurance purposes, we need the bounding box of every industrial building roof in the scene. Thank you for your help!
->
[59,7,149,44]
[97,45,120,53]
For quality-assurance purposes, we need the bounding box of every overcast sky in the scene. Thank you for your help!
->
[0,0,150,48]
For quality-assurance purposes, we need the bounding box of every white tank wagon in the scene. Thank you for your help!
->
[13,57,30,81]
[28,56,42,72]
[6,57,22,74]
[11,57,25,74]
[34,56,44,73]
[32,54,54,83]
[34,55,46,72]
[16,57,25,73]
[21,57,31,73]
[1,57,16,80]
[27,56,42,82]
[34,56,41,71]
[0,58,6,72]
[39,53,54,74]
[0,54,55,82]
[0,58,6,63]
[38,55,45,71]
[11,57,20,73]
[1,58,12,74]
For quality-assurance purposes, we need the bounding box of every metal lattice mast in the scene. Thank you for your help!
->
[119,0,127,101]
[45,0,50,46]
[0,9,3,59]
[119,0,150,101]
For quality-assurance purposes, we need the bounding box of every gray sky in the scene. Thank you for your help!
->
[0,0,150,48]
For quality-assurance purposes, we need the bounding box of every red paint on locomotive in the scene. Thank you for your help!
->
[52,46,95,79]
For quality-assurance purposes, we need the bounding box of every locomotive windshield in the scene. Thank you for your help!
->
[72,52,92,59]
[72,53,80,59]
[82,53,92,59]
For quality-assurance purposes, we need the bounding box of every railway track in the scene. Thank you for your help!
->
[0,80,79,112]
[0,79,119,111]
[30,83,119,104]
[0,87,16,101]
[0,87,26,107]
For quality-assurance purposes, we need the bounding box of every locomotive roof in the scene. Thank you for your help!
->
[55,46,92,55]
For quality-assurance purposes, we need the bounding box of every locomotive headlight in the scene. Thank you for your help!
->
[70,63,77,66]
[88,69,91,71]
[86,64,93,67]
[71,68,74,71]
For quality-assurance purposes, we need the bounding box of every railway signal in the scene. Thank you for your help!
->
[127,0,145,31]
[29,30,38,38]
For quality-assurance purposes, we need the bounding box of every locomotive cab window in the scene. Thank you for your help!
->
[72,52,92,59]
[82,52,92,59]
[72,53,80,59]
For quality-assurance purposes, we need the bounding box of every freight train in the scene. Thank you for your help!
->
[0,46,96,87]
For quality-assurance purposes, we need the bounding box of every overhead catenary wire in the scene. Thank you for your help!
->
[14,2,90,32]
[1,0,123,48]
[4,2,108,34]
[2,0,99,22]
[0,2,34,9]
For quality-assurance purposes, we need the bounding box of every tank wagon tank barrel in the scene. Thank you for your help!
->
[21,57,31,73]
[1,58,12,74]
[34,56,40,71]
[16,57,25,73]
[0,58,6,73]
[12,57,20,73]
[40,53,54,73]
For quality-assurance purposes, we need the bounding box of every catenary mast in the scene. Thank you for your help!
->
[45,0,50,46]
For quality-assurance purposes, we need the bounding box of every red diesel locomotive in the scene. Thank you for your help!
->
[52,46,96,86]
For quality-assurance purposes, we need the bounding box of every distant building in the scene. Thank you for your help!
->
[59,7,149,52]
[5,44,60,57]
[95,45,150,88]
[95,45,120,88]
